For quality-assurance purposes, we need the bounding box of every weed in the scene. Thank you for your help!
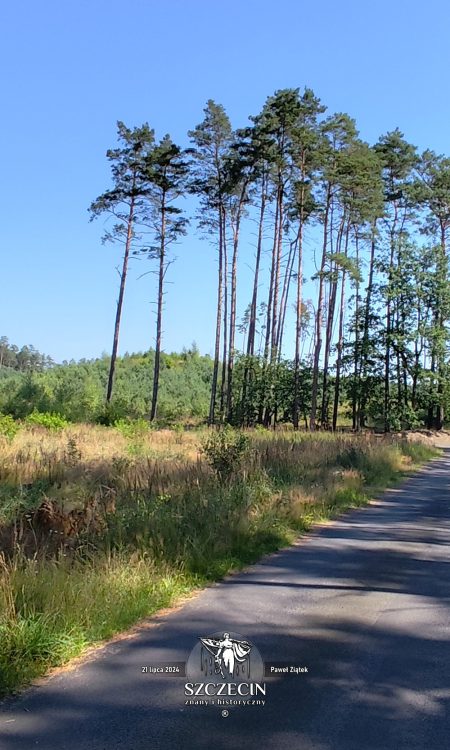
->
[64,436,82,467]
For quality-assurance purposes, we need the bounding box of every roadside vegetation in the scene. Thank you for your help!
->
[1,80,449,703]
[0,422,437,696]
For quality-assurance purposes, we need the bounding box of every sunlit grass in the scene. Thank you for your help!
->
[0,552,199,694]
[0,424,438,695]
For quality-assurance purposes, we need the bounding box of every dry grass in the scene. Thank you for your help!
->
[0,423,438,695]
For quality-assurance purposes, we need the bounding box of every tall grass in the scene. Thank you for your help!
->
[0,425,438,695]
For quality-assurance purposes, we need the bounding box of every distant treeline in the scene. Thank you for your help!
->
[0,337,54,373]
[0,345,212,424]
[0,339,437,430]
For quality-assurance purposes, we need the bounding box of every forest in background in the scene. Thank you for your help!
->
[0,338,211,425]
[4,86,450,431]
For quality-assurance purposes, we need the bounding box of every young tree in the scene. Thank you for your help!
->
[89,122,155,404]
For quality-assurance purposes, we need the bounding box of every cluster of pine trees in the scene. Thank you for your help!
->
[0,337,54,372]
[0,347,212,424]
[91,87,450,431]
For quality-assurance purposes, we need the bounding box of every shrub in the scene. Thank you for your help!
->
[113,418,150,441]
[200,427,250,484]
[0,414,20,442]
[25,411,69,431]
[336,444,365,470]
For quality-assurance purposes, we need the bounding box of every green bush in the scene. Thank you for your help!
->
[114,418,150,440]
[201,427,250,484]
[25,411,69,431]
[0,414,20,441]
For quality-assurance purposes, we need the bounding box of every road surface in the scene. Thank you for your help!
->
[1,450,450,749]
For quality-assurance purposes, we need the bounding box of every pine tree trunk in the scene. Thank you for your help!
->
[293,221,304,430]
[310,184,331,430]
[384,210,397,433]
[106,192,135,403]
[321,265,337,428]
[220,209,228,420]
[271,184,283,362]
[260,191,279,426]
[227,196,244,422]
[150,196,166,421]
[333,267,347,431]
[411,302,421,411]
[395,307,402,410]
[436,224,447,430]
[321,215,345,427]
[277,238,296,358]
[352,232,360,431]
[264,195,279,361]
[247,177,267,357]
[427,351,436,429]
[384,301,391,432]
[359,223,376,429]
[241,180,267,427]
[209,206,224,425]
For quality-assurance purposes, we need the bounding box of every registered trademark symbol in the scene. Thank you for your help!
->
[221,709,229,718]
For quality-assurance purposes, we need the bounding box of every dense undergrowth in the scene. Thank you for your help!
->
[0,424,438,695]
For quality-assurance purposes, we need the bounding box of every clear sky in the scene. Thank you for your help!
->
[2,0,450,363]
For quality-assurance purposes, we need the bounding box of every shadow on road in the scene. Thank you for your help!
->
[1,451,450,750]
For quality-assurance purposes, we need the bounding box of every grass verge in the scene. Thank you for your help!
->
[0,432,439,697]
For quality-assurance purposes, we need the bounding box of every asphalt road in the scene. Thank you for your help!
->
[1,450,450,750]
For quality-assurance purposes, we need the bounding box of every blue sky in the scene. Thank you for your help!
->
[1,0,449,363]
